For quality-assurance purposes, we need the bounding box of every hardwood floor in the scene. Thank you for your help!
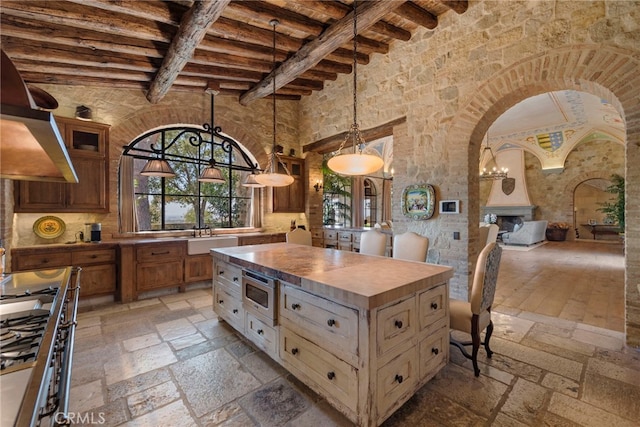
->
[494,239,625,332]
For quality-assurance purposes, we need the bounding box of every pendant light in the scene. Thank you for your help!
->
[242,171,265,188]
[140,158,176,178]
[198,90,225,183]
[254,19,294,187]
[327,0,384,176]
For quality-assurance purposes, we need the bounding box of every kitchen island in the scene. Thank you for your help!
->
[211,243,453,427]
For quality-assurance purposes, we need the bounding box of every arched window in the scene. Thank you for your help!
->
[121,125,260,231]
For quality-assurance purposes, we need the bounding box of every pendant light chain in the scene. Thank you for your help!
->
[352,0,358,132]
[272,18,277,173]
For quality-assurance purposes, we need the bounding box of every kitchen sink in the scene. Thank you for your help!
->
[187,236,239,255]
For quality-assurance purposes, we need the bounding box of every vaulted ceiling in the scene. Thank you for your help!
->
[0,0,468,105]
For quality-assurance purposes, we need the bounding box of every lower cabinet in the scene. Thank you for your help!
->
[184,254,213,283]
[11,244,118,298]
[135,242,185,292]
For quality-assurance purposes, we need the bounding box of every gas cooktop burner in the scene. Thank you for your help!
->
[0,286,58,300]
[1,311,51,370]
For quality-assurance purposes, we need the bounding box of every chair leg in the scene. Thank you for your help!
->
[471,316,481,377]
[484,320,494,358]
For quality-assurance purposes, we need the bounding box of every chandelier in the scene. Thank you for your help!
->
[327,0,384,176]
[254,19,294,187]
[479,142,508,180]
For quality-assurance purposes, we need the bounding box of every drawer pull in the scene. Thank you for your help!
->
[394,320,403,329]
[219,270,225,275]
[90,254,98,259]
[395,374,403,384]
[291,303,301,310]
[291,347,299,355]
[327,318,336,327]
[432,347,439,355]
[151,251,170,255]
[218,299,224,304]
[233,277,239,282]
[257,329,264,335]
[232,309,238,314]
[327,371,335,380]
[431,302,438,310]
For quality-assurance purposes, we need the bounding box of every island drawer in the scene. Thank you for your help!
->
[14,251,72,271]
[376,346,418,423]
[281,327,358,413]
[418,323,448,380]
[215,260,242,291]
[280,284,359,363]
[418,283,448,333]
[214,282,244,332]
[246,311,277,359]
[72,248,116,265]
[323,230,337,241]
[376,296,416,356]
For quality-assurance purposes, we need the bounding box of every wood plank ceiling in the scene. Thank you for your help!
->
[0,0,468,105]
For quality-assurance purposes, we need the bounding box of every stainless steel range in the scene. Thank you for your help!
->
[0,267,80,427]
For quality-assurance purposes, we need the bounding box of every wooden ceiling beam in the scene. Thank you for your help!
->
[441,1,469,14]
[239,1,404,106]
[147,0,230,103]
[394,2,438,29]
[303,117,407,154]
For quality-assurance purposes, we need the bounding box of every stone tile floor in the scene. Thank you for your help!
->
[70,287,640,426]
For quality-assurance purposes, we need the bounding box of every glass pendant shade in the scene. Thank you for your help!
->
[242,172,265,188]
[327,152,384,176]
[254,167,295,187]
[140,159,176,177]
[198,162,225,183]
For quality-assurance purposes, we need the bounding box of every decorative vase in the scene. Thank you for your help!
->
[545,228,568,241]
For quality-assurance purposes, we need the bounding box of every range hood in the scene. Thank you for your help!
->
[0,50,78,183]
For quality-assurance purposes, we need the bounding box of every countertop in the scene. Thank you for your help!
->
[211,243,452,310]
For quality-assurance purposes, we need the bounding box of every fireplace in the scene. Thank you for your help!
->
[482,205,537,231]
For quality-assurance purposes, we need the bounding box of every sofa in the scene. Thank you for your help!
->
[501,220,548,246]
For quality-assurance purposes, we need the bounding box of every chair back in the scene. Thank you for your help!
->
[392,231,429,262]
[286,228,312,246]
[479,223,499,247]
[359,230,387,256]
[470,242,502,315]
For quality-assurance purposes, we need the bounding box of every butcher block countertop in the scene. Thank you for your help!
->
[211,242,453,310]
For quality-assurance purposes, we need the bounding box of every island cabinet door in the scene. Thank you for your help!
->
[279,283,359,366]
[280,327,358,414]
[417,283,448,334]
[376,296,417,356]
[245,311,277,359]
[213,282,244,333]
[376,346,419,424]
[418,322,448,380]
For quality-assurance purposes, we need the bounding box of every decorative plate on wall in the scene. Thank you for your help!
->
[401,184,435,220]
[33,216,66,239]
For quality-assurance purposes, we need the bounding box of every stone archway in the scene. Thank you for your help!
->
[447,44,640,346]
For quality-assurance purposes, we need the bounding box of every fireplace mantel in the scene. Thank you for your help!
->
[482,205,536,221]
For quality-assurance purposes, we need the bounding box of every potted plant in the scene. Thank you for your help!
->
[546,222,570,241]
[598,174,625,232]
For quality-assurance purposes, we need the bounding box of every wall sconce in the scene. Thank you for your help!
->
[314,180,323,192]
[75,105,93,121]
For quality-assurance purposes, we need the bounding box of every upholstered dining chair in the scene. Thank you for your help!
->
[449,242,502,377]
[392,231,429,262]
[479,223,499,247]
[286,228,312,246]
[359,229,387,256]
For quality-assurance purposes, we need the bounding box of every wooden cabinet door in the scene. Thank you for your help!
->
[81,264,117,296]
[273,156,305,213]
[137,260,184,291]
[185,254,213,283]
[15,180,66,212]
[67,156,107,211]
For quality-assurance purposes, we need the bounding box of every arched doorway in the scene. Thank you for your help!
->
[448,45,640,346]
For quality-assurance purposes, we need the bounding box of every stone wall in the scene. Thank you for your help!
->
[299,0,640,345]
